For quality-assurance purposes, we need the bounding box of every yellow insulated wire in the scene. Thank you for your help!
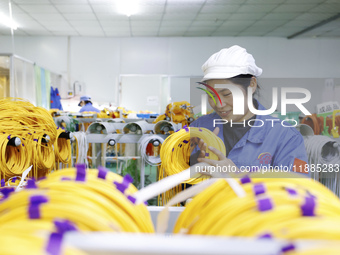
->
[0,133,31,179]
[173,172,340,241]
[0,97,64,180]
[0,166,154,235]
[0,232,85,255]
[158,126,226,205]
[54,128,72,169]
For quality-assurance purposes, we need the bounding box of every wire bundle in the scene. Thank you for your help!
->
[0,164,154,254]
[72,131,88,165]
[303,135,340,195]
[139,135,164,166]
[54,127,72,170]
[173,171,340,243]
[0,98,71,181]
[158,126,226,205]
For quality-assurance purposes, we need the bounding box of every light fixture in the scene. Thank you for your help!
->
[0,12,18,30]
[116,0,139,17]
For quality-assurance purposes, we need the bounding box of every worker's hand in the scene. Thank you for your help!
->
[197,145,239,172]
[190,127,220,159]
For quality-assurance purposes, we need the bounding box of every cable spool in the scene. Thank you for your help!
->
[154,120,177,135]
[54,116,71,129]
[172,171,340,240]
[123,121,151,134]
[301,114,323,135]
[295,124,314,137]
[87,122,117,134]
[139,135,164,166]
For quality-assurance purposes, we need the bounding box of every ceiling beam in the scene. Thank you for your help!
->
[287,13,340,39]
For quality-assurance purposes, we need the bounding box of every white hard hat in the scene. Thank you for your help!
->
[201,45,262,82]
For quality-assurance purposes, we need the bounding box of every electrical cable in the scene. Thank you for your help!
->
[71,132,88,165]
[158,126,226,205]
[139,135,164,166]
[173,171,340,241]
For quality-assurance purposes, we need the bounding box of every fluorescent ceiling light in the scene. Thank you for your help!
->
[116,0,139,17]
[0,13,18,30]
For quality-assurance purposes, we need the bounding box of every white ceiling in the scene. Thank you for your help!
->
[0,0,339,38]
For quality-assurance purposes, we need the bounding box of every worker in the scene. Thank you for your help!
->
[190,45,309,175]
[78,95,100,113]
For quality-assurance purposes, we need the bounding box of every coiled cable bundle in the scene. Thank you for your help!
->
[54,127,72,169]
[0,164,154,254]
[139,135,164,166]
[158,126,226,205]
[0,98,73,182]
[72,131,88,165]
[303,135,340,195]
[173,171,340,242]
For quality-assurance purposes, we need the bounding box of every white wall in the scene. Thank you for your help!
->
[1,35,340,112]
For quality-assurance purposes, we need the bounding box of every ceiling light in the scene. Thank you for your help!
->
[116,0,139,17]
[0,13,18,30]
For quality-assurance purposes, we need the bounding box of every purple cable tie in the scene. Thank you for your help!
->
[22,144,25,147]
[205,152,209,157]
[183,140,188,144]
[46,233,63,255]
[258,233,273,239]
[285,187,297,196]
[257,197,273,212]
[98,166,108,180]
[28,195,48,219]
[11,177,17,183]
[175,129,180,132]
[281,243,295,253]
[22,138,25,140]
[33,139,38,142]
[61,177,71,181]
[198,128,202,132]
[127,195,136,204]
[301,196,316,217]
[172,148,174,152]
[1,187,15,199]
[54,219,77,234]
[28,133,32,135]
[1,179,5,187]
[75,164,86,182]
[240,175,251,184]
[7,135,11,140]
[253,183,266,196]
[26,179,37,189]
[114,174,133,194]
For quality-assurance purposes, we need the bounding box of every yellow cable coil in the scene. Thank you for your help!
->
[174,171,340,241]
[0,165,154,234]
[158,127,226,205]
[0,98,63,180]
[54,128,72,169]
[0,133,31,179]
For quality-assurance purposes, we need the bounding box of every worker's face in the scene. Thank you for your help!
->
[205,79,257,122]
[80,101,85,107]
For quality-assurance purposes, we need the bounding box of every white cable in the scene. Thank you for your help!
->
[72,131,88,165]
[139,135,164,166]
[304,135,340,195]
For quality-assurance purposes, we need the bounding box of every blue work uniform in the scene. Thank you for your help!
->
[190,101,309,175]
[80,103,100,113]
